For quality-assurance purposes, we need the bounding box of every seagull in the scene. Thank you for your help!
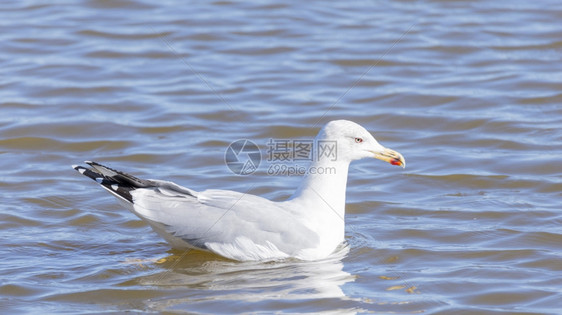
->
[73,120,405,261]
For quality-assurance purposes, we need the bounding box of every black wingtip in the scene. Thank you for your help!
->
[72,163,103,182]
[73,162,135,203]
[72,164,87,175]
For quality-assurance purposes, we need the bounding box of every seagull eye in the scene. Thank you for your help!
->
[354,137,363,143]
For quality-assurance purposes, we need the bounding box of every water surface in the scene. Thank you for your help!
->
[1,0,561,313]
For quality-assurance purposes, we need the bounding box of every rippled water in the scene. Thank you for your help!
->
[1,0,561,313]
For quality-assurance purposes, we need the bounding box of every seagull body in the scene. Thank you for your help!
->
[73,120,404,261]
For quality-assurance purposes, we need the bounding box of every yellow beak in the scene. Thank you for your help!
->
[374,148,405,168]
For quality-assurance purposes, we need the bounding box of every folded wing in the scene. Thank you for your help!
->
[73,161,319,260]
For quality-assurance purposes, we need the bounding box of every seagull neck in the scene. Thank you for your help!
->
[290,159,349,217]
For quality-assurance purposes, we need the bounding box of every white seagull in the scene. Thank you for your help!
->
[73,120,405,261]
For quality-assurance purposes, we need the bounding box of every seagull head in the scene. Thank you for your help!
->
[317,120,405,168]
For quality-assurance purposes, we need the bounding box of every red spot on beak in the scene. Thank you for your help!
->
[390,159,402,166]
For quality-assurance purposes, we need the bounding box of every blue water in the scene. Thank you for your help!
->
[1,0,561,313]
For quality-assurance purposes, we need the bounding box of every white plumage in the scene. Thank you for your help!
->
[73,120,405,261]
